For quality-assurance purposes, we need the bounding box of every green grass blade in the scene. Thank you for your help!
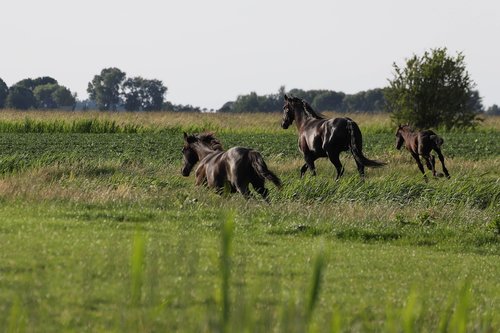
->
[220,211,235,332]
[306,247,326,328]
[130,231,146,306]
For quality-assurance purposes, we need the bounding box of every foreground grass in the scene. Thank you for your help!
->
[0,112,498,331]
[0,200,498,332]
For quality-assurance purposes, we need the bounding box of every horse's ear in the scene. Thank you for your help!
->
[184,132,196,143]
[284,94,289,101]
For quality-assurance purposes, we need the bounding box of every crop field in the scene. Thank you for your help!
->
[0,111,498,332]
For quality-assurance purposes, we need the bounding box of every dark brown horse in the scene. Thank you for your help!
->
[395,124,450,180]
[181,132,281,199]
[281,95,385,179]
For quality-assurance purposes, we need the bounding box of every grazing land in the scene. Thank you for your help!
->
[0,110,498,332]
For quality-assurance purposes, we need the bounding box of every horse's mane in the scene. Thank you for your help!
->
[196,132,224,151]
[286,95,325,119]
[302,100,325,119]
[399,124,415,132]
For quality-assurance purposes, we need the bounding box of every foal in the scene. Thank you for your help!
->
[181,132,281,200]
[395,125,450,180]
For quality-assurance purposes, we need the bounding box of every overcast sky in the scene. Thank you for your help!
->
[1,0,499,110]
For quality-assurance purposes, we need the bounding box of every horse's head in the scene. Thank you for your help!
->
[181,132,223,176]
[395,124,408,150]
[281,94,297,129]
[182,132,200,176]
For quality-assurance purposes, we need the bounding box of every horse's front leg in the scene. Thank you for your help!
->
[300,163,308,177]
[195,166,208,186]
[435,149,450,179]
[303,153,317,176]
[411,152,428,181]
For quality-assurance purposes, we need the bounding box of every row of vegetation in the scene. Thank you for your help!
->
[219,86,388,114]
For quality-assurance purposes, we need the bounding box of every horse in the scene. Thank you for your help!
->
[395,124,450,180]
[181,132,282,200]
[281,94,385,179]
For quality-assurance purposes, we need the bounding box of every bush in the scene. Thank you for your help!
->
[385,48,483,129]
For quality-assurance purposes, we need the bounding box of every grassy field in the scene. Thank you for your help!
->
[0,111,498,332]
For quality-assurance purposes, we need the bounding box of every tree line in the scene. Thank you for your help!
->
[1,48,499,129]
[218,86,387,113]
[0,68,202,112]
[0,77,76,110]
[221,48,498,129]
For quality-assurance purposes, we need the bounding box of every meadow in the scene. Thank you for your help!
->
[0,110,498,332]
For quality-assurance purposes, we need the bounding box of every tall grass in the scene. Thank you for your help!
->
[0,118,143,133]
[0,111,498,133]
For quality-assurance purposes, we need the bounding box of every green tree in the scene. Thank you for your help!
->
[0,78,8,108]
[486,104,500,115]
[52,86,76,109]
[16,77,58,90]
[232,92,260,112]
[33,84,76,109]
[141,79,167,111]
[342,89,386,112]
[5,85,36,109]
[311,91,345,111]
[122,78,142,111]
[385,48,482,129]
[87,67,126,111]
[122,77,167,111]
[33,84,59,109]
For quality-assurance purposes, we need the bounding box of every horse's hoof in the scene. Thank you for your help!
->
[435,172,445,178]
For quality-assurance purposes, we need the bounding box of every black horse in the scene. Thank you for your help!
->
[281,95,385,179]
[181,132,281,200]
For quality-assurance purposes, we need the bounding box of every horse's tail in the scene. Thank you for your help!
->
[346,118,386,168]
[430,134,444,148]
[249,151,282,188]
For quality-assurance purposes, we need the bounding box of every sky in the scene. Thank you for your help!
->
[1,0,499,110]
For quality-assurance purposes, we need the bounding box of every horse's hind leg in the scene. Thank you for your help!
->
[251,178,269,202]
[327,151,344,180]
[435,148,450,179]
[235,181,251,199]
[355,160,365,180]
[424,155,437,177]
